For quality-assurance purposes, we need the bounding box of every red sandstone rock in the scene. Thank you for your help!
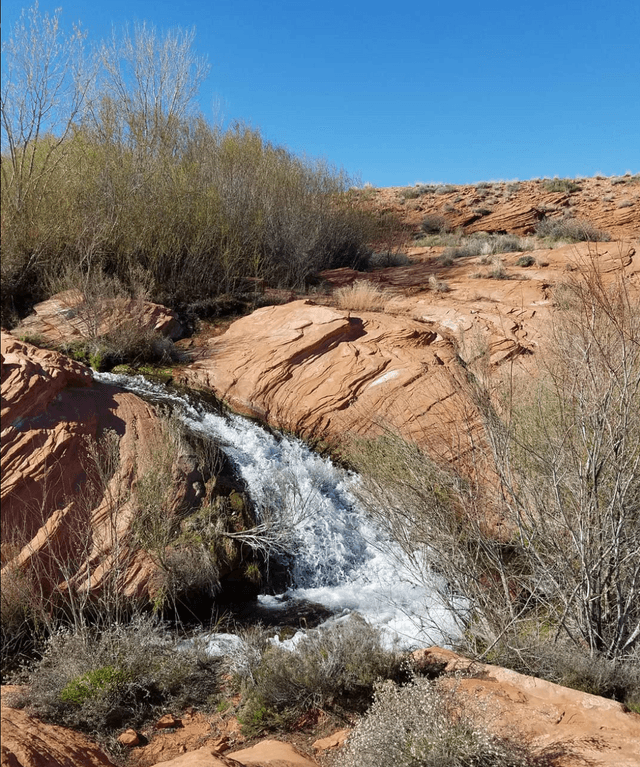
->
[176,299,468,453]
[228,740,318,767]
[1,686,115,767]
[365,176,640,241]
[1,331,190,603]
[176,237,636,454]
[119,729,141,746]
[152,747,242,766]
[311,729,349,752]
[156,714,182,729]
[413,647,640,767]
[12,289,183,347]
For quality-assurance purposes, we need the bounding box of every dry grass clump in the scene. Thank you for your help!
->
[535,216,610,242]
[334,280,389,312]
[339,676,538,767]
[440,233,534,264]
[541,178,582,194]
[428,275,451,293]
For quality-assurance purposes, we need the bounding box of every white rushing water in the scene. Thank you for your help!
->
[95,372,460,649]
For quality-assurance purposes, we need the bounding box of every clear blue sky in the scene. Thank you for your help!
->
[3,0,639,187]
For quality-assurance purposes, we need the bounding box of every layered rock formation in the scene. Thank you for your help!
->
[12,290,183,347]
[369,175,640,240]
[1,332,254,609]
[176,240,636,452]
[1,687,116,767]
[176,299,469,453]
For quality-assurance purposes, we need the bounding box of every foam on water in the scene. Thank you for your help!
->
[94,372,460,649]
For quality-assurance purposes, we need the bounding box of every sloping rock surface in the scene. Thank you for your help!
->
[370,175,640,240]
[1,687,116,767]
[415,648,640,767]
[228,740,318,767]
[177,239,637,451]
[1,332,167,599]
[13,289,183,346]
[176,299,468,451]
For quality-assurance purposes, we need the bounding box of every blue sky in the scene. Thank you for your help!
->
[2,0,639,186]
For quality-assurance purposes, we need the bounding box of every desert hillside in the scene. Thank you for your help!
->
[2,174,639,767]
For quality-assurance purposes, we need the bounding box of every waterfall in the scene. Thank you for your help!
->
[94,372,460,649]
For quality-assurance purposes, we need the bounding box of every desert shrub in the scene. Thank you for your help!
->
[617,199,634,208]
[414,231,463,248]
[435,184,456,195]
[515,255,536,267]
[487,258,510,279]
[15,617,221,745]
[339,677,536,767]
[400,184,437,199]
[535,216,610,242]
[351,266,640,664]
[611,174,640,186]
[541,178,582,194]
[428,275,451,293]
[334,280,389,312]
[421,213,451,234]
[1,7,384,325]
[482,642,640,709]
[366,250,412,269]
[440,234,532,262]
[234,617,405,734]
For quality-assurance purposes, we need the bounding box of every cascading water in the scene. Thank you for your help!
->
[94,372,460,650]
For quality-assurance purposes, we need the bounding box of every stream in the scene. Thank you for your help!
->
[95,372,460,651]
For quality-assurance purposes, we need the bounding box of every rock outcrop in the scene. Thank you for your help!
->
[1,687,116,767]
[414,648,640,767]
[1,331,255,609]
[12,289,183,347]
[176,239,636,452]
[176,299,469,452]
[368,175,640,241]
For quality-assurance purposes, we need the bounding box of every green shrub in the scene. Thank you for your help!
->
[421,214,451,234]
[17,618,221,746]
[366,251,412,269]
[515,255,536,267]
[59,666,128,706]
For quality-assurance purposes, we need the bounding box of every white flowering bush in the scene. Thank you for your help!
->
[340,677,534,767]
